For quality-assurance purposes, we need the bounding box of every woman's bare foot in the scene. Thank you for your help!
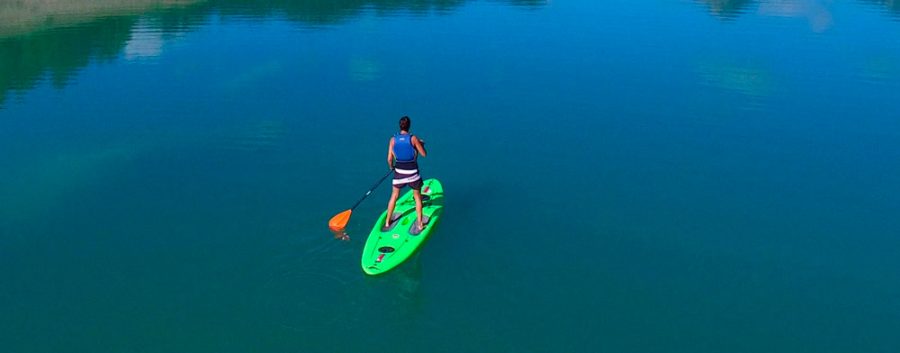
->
[384,213,398,230]
[416,217,429,230]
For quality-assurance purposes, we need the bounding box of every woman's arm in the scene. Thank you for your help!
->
[387,137,395,168]
[413,136,427,157]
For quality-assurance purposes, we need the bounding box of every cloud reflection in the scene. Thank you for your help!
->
[124,20,165,60]
[699,0,837,30]
[757,0,834,32]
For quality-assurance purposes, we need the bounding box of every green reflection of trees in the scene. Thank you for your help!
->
[212,0,469,25]
[496,0,548,9]
[700,0,756,19]
[862,0,900,17]
[0,16,137,106]
[0,0,541,107]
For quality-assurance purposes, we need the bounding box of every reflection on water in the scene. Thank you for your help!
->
[5,0,900,107]
[702,0,900,21]
[123,19,166,60]
[0,0,199,37]
[0,4,203,107]
[699,0,757,19]
[758,0,834,32]
[496,0,549,8]
[864,0,900,16]
[0,0,544,107]
[0,16,135,105]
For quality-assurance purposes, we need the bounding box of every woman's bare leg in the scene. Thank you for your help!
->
[385,187,400,228]
[413,189,425,229]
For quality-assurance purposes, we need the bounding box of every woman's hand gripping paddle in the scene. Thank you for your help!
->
[329,169,394,232]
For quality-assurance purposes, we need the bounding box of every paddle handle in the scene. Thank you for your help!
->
[350,168,393,211]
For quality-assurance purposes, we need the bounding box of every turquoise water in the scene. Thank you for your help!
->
[2,1,900,351]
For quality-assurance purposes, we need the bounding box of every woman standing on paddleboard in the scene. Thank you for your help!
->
[386,116,428,230]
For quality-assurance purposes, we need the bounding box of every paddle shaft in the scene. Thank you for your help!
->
[350,169,393,211]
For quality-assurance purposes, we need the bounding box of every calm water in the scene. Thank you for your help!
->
[2,1,900,352]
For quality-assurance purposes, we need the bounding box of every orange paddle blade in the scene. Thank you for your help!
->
[329,209,353,231]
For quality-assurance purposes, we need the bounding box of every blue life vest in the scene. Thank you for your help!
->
[393,133,416,162]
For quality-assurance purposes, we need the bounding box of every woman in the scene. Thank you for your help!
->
[385,116,428,230]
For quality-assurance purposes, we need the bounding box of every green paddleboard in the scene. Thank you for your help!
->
[362,178,444,275]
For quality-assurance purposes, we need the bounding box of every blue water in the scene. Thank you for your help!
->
[2,1,900,352]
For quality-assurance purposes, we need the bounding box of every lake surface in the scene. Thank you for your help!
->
[2,0,900,352]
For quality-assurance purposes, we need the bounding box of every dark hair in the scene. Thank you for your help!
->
[399,116,411,131]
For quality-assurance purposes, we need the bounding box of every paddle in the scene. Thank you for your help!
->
[329,169,394,231]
